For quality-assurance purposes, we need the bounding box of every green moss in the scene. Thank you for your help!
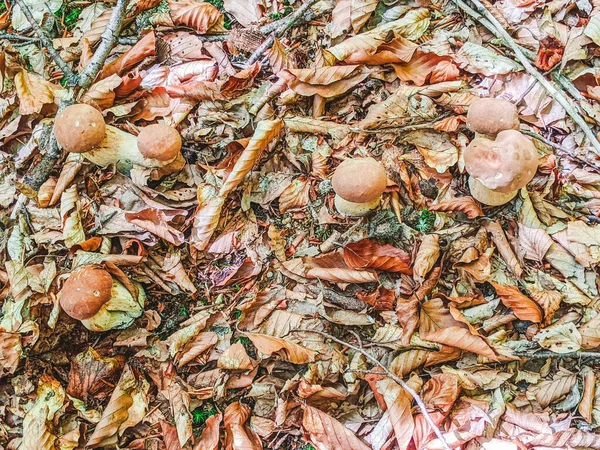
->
[192,404,218,426]
[54,4,82,31]
[205,0,224,9]
[416,209,436,233]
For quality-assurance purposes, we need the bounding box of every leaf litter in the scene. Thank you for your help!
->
[3,0,600,448]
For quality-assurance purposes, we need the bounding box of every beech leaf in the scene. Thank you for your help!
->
[491,282,543,323]
[343,239,413,274]
[244,332,317,364]
[303,405,370,450]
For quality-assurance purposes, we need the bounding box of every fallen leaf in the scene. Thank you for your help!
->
[245,332,317,364]
[303,405,370,450]
[579,369,595,423]
[413,234,440,283]
[533,322,582,354]
[224,402,262,450]
[218,342,255,370]
[125,208,185,246]
[168,0,223,34]
[279,65,371,98]
[193,413,222,450]
[491,282,543,323]
[15,70,56,115]
[224,0,262,27]
[343,239,413,274]
[429,197,483,219]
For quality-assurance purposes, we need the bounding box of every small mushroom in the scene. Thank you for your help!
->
[466,98,519,138]
[331,157,387,216]
[59,265,145,332]
[464,129,539,206]
[53,105,184,177]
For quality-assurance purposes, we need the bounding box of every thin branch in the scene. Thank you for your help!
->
[515,350,600,359]
[246,0,320,67]
[452,0,600,156]
[11,0,77,84]
[78,0,127,89]
[0,32,40,43]
[294,329,452,450]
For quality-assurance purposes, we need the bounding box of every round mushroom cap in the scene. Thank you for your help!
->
[468,176,518,206]
[60,266,113,320]
[464,130,538,193]
[137,124,182,161]
[466,98,519,136]
[54,104,106,153]
[331,157,387,203]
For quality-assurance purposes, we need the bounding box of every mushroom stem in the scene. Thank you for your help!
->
[468,176,518,206]
[334,194,381,216]
[82,126,166,170]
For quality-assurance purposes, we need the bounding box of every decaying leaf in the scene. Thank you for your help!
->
[245,332,317,364]
[168,0,223,33]
[413,234,440,283]
[491,282,543,323]
[343,239,412,274]
[224,402,262,450]
[303,405,370,450]
[15,70,56,115]
[279,65,371,98]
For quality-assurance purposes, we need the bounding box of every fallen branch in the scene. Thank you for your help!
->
[453,0,600,156]
[515,350,600,359]
[0,32,40,43]
[78,0,128,89]
[294,329,452,450]
[246,0,320,67]
[12,0,77,84]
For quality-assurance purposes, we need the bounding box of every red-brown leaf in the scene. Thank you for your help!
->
[491,282,543,323]
[303,405,370,450]
[429,196,483,219]
[343,239,413,274]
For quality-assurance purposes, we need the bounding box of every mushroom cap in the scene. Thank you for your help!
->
[466,98,519,136]
[331,157,387,203]
[464,130,538,193]
[137,124,182,161]
[54,104,106,153]
[60,266,113,320]
[468,176,518,206]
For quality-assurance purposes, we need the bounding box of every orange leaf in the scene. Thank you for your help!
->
[279,65,371,98]
[393,52,448,86]
[193,413,222,450]
[429,60,460,83]
[413,234,440,283]
[302,252,378,283]
[269,37,293,73]
[244,333,317,364]
[98,32,157,80]
[224,402,262,450]
[376,378,414,450]
[491,282,543,323]
[279,177,311,213]
[168,0,223,34]
[15,70,56,115]
[125,208,185,246]
[343,239,412,274]
[422,326,498,361]
[165,81,224,101]
[429,197,483,219]
[221,62,261,98]
[303,405,370,450]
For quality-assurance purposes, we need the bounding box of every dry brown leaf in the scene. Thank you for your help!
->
[533,372,577,407]
[162,374,193,448]
[83,10,112,46]
[125,208,185,246]
[221,62,261,98]
[67,348,125,402]
[303,405,370,450]
[218,342,255,371]
[160,420,183,450]
[86,365,148,448]
[491,282,543,323]
[165,81,224,100]
[176,331,218,367]
[15,70,56,115]
[423,326,498,361]
[224,0,262,26]
[98,32,157,80]
[220,119,283,197]
[579,313,600,349]
[413,373,461,449]
[579,369,595,423]
[343,239,412,274]
[224,402,262,450]
[245,332,317,364]
[376,378,414,450]
[429,197,483,219]
[430,60,461,83]
[81,74,123,109]
[279,177,311,213]
[0,332,21,377]
[503,403,551,434]
[302,252,379,283]
[517,224,553,262]
[168,0,223,34]
[193,413,222,450]
[279,65,371,98]
[413,234,440,283]
[393,52,449,86]
[390,349,429,377]
[520,430,600,448]
[269,37,293,74]
[350,0,378,33]
[190,195,226,251]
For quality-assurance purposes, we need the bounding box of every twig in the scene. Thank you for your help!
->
[0,32,40,43]
[11,0,77,84]
[246,0,319,67]
[78,0,127,89]
[293,329,452,450]
[452,0,600,156]
[258,6,318,35]
[515,350,600,359]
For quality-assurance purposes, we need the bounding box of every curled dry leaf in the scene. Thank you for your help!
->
[224,402,262,450]
[193,412,222,450]
[429,197,483,219]
[279,177,311,213]
[98,32,157,80]
[279,65,371,98]
[244,332,317,364]
[15,70,56,115]
[81,74,123,109]
[0,332,21,377]
[269,37,293,74]
[165,81,224,101]
[190,195,226,251]
[517,224,553,261]
[303,405,370,450]
[218,342,255,371]
[67,348,125,402]
[288,251,379,283]
[376,378,414,450]
[491,282,543,323]
[221,62,261,98]
[168,0,223,34]
[125,208,185,246]
[343,239,412,274]
[413,234,440,283]
[578,369,595,423]
[533,371,577,407]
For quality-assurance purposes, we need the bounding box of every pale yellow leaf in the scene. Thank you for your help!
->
[15,70,55,115]
[413,234,440,283]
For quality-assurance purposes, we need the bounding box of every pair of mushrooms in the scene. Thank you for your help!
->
[60,265,145,332]
[53,104,184,179]
[330,98,538,216]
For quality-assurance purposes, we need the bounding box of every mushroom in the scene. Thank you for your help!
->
[464,129,539,206]
[331,157,387,216]
[466,98,519,138]
[53,104,184,177]
[59,265,145,332]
